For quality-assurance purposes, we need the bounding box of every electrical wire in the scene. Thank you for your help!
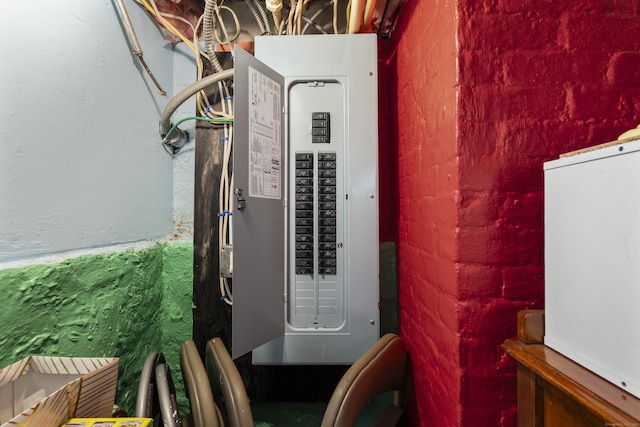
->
[301,0,335,34]
[204,0,241,73]
[348,0,364,33]
[193,14,210,118]
[146,0,374,305]
[296,0,310,34]
[214,60,235,306]
[213,5,239,47]
[363,0,377,31]
[255,0,272,34]
[213,6,241,45]
[244,0,268,35]
[286,0,296,34]
[203,0,222,72]
[162,116,233,143]
[279,0,342,35]
[130,0,239,304]
[137,0,199,55]
[159,67,234,138]
[266,0,283,34]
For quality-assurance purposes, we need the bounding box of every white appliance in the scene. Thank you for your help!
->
[544,138,640,398]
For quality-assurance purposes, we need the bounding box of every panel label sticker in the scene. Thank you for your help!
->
[248,66,282,199]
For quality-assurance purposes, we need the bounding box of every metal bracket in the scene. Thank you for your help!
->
[220,245,233,278]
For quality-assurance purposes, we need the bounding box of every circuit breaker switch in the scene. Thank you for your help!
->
[311,112,330,143]
[294,152,315,276]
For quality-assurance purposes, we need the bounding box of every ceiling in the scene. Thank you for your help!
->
[137,0,404,46]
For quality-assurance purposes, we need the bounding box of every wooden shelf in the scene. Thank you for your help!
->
[503,310,640,426]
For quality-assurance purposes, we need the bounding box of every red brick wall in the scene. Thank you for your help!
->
[388,0,461,425]
[387,0,640,425]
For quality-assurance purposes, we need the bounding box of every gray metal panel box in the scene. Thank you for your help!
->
[232,34,379,364]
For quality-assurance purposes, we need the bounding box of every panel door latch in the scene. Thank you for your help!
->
[235,188,246,211]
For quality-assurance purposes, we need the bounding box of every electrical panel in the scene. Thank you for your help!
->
[232,34,379,364]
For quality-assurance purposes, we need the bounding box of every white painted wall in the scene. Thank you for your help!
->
[171,44,199,237]
[0,1,197,263]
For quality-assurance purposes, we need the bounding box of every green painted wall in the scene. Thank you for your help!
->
[0,242,193,416]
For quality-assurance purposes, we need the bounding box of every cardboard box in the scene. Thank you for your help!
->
[0,356,119,427]
[62,418,152,427]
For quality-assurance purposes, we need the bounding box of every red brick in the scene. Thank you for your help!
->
[609,0,640,14]
[566,84,624,121]
[495,0,640,15]
[458,299,527,336]
[394,0,640,426]
[494,0,566,15]
[457,156,500,192]
[461,372,517,411]
[498,121,571,158]
[461,408,508,427]
[495,226,544,266]
[588,119,640,147]
[458,262,503,300]
[457,225,500,264]
[459,49,504,86]
[607,52,640,87]
[498,191,543,227]
[568,50,612,84]
[459,85,566,123]
[499,407,518,427]
[459,122,500,158]
[460,14,559,50]
[502,265,544,301]
[500,159,545,193]
[461,335,511,375]
[458,153,544,194]
[559,13,640,50]
[399,305,462,427]
[502,50,571,85]
[458,190,500,227]
[541,121,595,157]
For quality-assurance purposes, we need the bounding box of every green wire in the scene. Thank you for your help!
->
[163,116,234,142]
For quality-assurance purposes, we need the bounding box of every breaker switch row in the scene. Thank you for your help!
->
[318,152,337,275]
[295,152,314,275]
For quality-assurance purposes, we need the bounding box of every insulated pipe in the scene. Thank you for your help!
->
[159,68,234,144]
